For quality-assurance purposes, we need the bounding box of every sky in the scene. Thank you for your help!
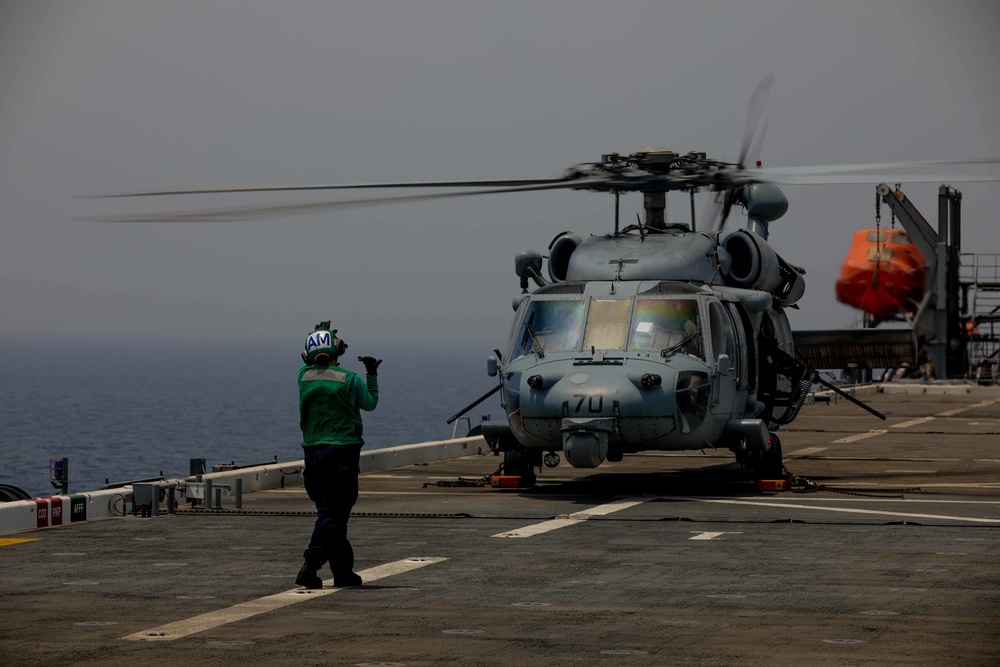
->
[2,0,999,350]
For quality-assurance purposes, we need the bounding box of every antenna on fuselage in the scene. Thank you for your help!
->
[614,190,620,234]
[689,190,696,232]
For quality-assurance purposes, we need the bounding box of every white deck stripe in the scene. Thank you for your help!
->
[689,531,742,541]
[788,447,827,456]
[833,430,887,443]
[569,498,649,517]
[724,497,1000,505]
[892,416,935,428]
[686,498,1000,524]
[492,517,585,538]
[123,557,447,641]
[492,498,649,538]
[936,399,999,417]
[800,456,956,462]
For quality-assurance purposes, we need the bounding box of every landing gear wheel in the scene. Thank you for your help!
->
[503,449,537,487]
[754,432,783,479]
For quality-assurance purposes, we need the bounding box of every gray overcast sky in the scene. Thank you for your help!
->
[1,1,998,348]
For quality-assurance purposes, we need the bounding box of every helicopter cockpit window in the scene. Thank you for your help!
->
[628,298,703,359]
[512,299,586,359]
[583,299,631,350]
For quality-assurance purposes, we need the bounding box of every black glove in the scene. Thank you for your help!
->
[358,356,382,376]
[314,320,331,331]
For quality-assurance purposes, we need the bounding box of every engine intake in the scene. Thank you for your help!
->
[547,233,582,282]
[723,229,782,291]
[722,229,804,307]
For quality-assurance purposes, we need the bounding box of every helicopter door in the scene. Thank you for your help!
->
[708,300,739,415]
[723,302,748,389]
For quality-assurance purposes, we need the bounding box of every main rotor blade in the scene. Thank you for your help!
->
[86,178,608,222]
[739,172,1000,186]
[738,74,774,168]
[756,157,1000,177]
[746,117,769,168]
[700,190,723,233]
[89,177,575,199]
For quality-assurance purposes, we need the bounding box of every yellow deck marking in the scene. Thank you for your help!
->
[492,498,650,538]
[0,538,40,547]
[124,556,447,642]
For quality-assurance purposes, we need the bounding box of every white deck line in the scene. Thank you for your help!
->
[892,417,936,429]
[788,447,828,457]
[833,430,887,443]
[492,498,650,538]
[936,399,1000,417]
[123,556,447,641]
[689,531,742,541]
[683,498,1000,523]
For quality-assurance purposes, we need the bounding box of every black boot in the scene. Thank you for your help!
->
[295,564,323,589]
[333,571,362,587]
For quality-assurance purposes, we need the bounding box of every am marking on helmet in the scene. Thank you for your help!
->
[306,331,332,351]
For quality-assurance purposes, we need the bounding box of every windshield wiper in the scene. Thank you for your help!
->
[660,329,700,358]
[523,312,545,359]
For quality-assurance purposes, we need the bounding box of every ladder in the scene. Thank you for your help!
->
[960,253,1000,383]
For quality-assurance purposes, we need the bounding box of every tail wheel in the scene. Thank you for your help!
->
[503,448,537,487]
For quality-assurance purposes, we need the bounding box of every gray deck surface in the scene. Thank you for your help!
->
[2,384,999,666]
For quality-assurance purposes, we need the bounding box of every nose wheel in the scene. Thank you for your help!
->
[503,448,537,487]
[753,432,783,479]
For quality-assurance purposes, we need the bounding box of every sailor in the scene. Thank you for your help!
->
[295,321,381,589]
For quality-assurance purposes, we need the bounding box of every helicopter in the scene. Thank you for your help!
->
[92,76,1000,485]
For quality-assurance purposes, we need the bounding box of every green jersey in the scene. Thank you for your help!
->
[298,364,379,447]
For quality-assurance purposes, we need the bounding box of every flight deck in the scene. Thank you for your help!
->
[1,384,998,666]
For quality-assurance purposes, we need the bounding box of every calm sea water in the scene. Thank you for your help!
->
[0,339,503,498]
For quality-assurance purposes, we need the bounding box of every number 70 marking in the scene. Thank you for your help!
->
[573,393,604,413]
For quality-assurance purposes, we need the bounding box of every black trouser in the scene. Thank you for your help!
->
[302,444,361,575]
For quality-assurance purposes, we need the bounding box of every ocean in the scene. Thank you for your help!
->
[0,339,503,498]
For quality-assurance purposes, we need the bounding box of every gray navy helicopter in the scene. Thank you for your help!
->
[94,76,1000,485]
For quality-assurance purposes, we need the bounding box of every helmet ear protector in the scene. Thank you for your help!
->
[332,333,348,357]
[303,328,348,365]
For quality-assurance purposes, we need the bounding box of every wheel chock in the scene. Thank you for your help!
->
[490,475,523,488]
[755,478,789,492]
